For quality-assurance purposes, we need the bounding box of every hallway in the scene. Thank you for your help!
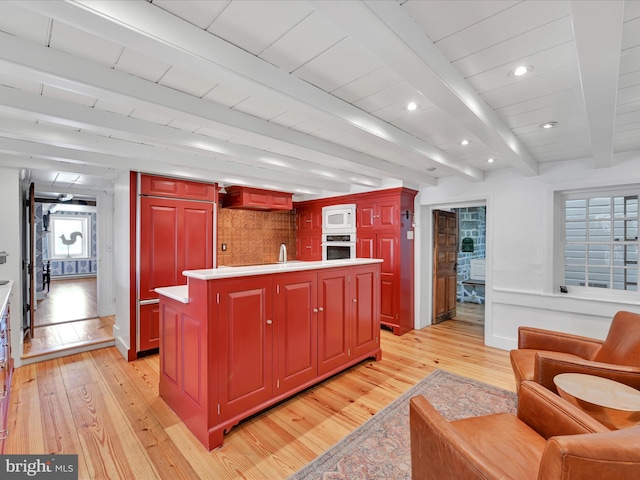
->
[23,277,114,359]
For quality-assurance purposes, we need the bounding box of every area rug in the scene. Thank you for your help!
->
[287,369,517,480]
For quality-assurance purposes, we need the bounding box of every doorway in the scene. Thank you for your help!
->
[430,205,486,326]
[22,191,114,360]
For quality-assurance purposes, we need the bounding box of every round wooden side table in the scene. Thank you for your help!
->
[553,373,640,430]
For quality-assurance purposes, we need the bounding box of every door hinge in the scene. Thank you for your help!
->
[277,379,280,389]
[217,404,221,416]
[216,292,220,304]
[277,284,280,294]
[376,336,379,345]
[348,348,351,357]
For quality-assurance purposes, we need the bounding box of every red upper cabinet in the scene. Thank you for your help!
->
[295,205,323,261]
[223,186,292,210]
[141,174,216,201]
[133,173,216,356]
[296,206,322,234]
[357,196,400,232]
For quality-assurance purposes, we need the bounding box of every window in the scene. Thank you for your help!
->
[49,213,91,259]
[561,189,638,292]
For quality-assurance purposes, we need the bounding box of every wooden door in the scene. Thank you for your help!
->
[433,210,458,323]
[274,272,317,394]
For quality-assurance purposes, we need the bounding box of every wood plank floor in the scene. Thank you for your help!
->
[6,320,515,480]
[24,277,114,359]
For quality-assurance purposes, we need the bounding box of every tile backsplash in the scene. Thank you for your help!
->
[217,205,297,266]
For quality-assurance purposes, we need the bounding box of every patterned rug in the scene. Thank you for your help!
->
[287,369,517,480]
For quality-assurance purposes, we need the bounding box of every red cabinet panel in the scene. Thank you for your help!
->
[356,188,416,335]
[139,198,180,300]
[137,188,214,353]
[351,266,379,359]
[140,174,216,201]
[139,302,160,352]
[218,278,273,421]
[224,186,292,210]
[296,206,323,234]
[317,270,350,375]
[274,273,317,394]
[296,235,322,261]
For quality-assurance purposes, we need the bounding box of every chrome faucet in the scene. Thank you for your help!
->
[278,243,287,263]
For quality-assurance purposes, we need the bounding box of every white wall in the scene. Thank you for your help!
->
[417,152,640,351]
[113,171,131,359]
[0,167,24,368]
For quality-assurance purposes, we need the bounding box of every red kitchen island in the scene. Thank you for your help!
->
[156,259,382,450]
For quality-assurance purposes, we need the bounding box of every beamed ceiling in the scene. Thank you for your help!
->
[0,0,639,199]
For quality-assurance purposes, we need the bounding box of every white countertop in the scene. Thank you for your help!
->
[154,285,189,304]
[184,258,383,280]
[155,259,382,303]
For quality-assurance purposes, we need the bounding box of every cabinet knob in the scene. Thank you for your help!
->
[318,307,323,312]
[313,308,318,313]
[352,298,357,303]
[266,319,273,325]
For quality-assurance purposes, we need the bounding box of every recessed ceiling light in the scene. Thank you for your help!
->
[540,121,558,129]
[487,158,495,164]
[460,139,470,146]
[510,65,533,77]
[407,102,417,111]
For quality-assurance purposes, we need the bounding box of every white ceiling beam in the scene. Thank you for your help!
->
[0,136,326,195]
[570,0,623,169]
[311,0,539,176]
[0,86,381,189]
[15,0,458,182]
[0,118,349,193]
[0,30,437,187]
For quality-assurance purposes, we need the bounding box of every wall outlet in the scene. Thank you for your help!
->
[221,243,227,251]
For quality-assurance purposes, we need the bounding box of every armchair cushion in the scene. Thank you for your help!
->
[510,311,640,392]
[409,381,609,480]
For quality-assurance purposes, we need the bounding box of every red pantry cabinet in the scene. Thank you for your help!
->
[131,173,215,355]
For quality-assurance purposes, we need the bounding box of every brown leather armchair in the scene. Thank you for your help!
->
[410,380,640,480]
[510,310,640,394]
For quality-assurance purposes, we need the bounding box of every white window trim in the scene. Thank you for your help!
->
[48,213,92,260]
[554,185,639,301]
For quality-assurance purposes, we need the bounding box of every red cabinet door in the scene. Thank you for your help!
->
[296,235,322,261]
[139,197,180,300]
[139,302,160,352]
[296,206,322,234]
[357,234,375,259]
[317,269,350,375]
[274,272,317,394]
[377,233,399,328]
[376,197,400,230]
[182,205,214,272]
[139,196,213,350]
[357,202,376,231]
[217,278,273,421]
[351,265,379,359]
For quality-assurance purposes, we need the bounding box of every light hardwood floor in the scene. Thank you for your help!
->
[6,320,515,480]
[24,277,114,359]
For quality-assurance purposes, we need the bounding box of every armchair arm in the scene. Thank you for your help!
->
[534,352,640,393]
[516,381,609,439]
[538,426,640,479]
[517,327,603,359]
[409,396,509,480]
